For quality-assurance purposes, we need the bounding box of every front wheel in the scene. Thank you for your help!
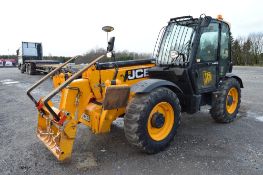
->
[124,87,181,154]
[210,78,241,123]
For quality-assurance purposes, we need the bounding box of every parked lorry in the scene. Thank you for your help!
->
[17,42,60,74]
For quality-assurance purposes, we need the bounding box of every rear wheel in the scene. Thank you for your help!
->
[20,64,26,73]
[25,64,29,74]
[27,63,35,75]
[210,78,241,123]
[124,87,181,153]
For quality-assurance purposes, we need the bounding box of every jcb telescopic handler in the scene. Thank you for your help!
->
[27,14,243,161]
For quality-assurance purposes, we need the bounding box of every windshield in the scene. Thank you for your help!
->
[22,42,38,56]
[153,23,195,66]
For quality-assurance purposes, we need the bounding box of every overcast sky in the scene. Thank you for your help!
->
[0,0,262,56]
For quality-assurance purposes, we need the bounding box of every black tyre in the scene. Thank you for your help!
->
[25,64,29,74]
[210,78,241,123]
[27,63,35,75]
[20,64,26,73]
[124,87,181,154]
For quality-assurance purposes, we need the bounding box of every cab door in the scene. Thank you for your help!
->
[218,22,231,77]
[194,22,219,93]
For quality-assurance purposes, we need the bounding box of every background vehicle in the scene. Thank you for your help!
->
[17,42,60,74]
[0,59,16,67]
[4,60,14,67]
[27,14,243,161]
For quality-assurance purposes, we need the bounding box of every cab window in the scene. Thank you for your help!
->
[220,23,230,60]
[219,22,230,76]
[196,23,219,62]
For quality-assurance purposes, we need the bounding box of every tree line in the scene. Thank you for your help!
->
[0,50,151,64]
[1,32,262,66]
[231,32,263,65]
[75,48,151,64]
[44,32,263,66]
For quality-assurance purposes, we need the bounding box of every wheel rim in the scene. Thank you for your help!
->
[147,102,174,141]
[226,87,238,114]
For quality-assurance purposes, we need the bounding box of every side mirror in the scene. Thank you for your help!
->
[107,37,115,52]
[106,52,113,58]
[200,16,212,27]
[229,62,233,73]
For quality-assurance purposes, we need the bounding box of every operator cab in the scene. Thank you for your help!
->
[150,15,232,112]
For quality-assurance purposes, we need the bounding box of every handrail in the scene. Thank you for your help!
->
[27,54,105,122]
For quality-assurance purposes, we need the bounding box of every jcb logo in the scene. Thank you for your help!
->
[203,71,212,86]
[124,68,149,81]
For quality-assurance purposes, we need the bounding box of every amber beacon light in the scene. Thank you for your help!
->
[217,14,223,20]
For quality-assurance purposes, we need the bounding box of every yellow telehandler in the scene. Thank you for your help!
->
[27,15,243,161]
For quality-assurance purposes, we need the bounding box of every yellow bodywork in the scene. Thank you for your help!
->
[37,62,155,160]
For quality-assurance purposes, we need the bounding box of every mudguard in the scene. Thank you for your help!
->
[225,73,244,88]
[131,79,183,94]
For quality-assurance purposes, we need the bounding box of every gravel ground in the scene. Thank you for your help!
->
[0,66,263,175]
